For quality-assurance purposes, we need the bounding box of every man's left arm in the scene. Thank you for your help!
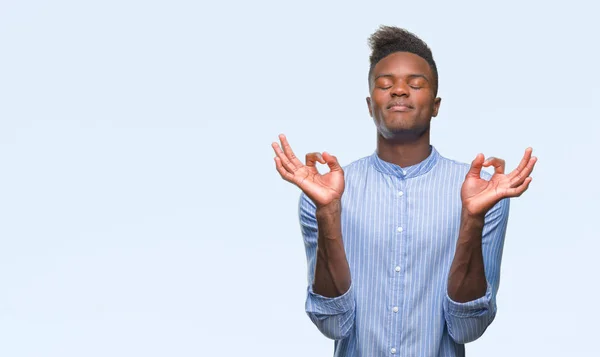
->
[444,198,509,344]
[444,149,537,344]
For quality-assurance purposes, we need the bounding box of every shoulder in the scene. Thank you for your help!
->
[436,153,509,217]
[436,154,493,181]
[340,154,373,175]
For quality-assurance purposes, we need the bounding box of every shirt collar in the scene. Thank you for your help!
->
[369,145,440,179]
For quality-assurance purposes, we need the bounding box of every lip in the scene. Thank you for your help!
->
[388,104,413,112]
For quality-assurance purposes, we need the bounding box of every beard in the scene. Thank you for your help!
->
[375,116,431,142]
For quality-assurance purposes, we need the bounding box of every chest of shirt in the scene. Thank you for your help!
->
[339,174,463,263]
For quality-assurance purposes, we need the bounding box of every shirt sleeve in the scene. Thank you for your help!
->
[299,192,356,340]
[443,197,510,344]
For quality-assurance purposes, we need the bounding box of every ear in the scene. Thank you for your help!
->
[366,97,373,117]
[432,97,442,117]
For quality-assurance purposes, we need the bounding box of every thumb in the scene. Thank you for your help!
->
[322,152,342,172]
[466,153,484,178]
[305,152,325,168]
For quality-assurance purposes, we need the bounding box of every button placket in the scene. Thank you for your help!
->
[392,179,406,350]
[390,178,406,354]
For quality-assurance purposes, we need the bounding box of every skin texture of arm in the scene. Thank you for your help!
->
[448,149,537,302]
[272,134,350,297]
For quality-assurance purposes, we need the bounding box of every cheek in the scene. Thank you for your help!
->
[416,96,435,114]
[376,106,389,121]
[371,101,387,117]
[371,93,387,108]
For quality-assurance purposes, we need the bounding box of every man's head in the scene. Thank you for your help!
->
[366,26,441,141]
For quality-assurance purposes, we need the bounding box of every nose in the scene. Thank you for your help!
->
[391,81,409,97]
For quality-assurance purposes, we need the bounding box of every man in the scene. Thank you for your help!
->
[271,26,536,357]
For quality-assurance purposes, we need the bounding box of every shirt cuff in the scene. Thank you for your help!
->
[445,281,495,318]
[306,283,355,315]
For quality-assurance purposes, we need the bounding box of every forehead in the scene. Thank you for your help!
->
[372,51,433,79]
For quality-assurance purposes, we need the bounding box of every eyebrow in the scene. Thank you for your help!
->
[374,73,430,82]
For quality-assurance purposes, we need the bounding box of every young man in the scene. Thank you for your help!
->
[271,26,536,357]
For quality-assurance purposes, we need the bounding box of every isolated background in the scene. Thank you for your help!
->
[1,0,598,356]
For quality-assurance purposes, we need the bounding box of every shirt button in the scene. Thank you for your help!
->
[397,226,403,233]
[395,266,401,272]
[393,306,399,313]
[391,348,397,354]
[398,191,404,197]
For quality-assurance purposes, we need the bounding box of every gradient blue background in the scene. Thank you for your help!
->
[1,0,598,355]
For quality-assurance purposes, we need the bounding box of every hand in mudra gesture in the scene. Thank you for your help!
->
[462,147,537,217]
[272,134,344,208]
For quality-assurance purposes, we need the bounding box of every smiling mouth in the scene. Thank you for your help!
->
[388,105,412,112]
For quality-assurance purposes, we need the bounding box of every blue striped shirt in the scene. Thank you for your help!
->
[299,146,509,357]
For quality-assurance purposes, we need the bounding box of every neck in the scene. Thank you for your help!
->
[376,130,432,168]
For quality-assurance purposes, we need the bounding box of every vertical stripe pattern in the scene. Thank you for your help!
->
[300,146,510,357]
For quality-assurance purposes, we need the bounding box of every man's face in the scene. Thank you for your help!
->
[366,51,441,140]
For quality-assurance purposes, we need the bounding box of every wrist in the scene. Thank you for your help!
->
[316,199,342,218]
[460,202,487,220]
[460,208,485,232]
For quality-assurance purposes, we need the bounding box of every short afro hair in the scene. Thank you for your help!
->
[368,26,438,95]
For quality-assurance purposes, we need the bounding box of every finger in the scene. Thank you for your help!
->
[272,141,297,173]
[279,134,304,168]
[505,177,533,197]
[322,152,343,172]
[274,157,295,183]
[510,156,537,187]
[483,157,505,175]
[508,147,533,179]
[306,152,325,169]
[466,153,485,178]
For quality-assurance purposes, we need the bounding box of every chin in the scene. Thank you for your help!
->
[378,122,430,141]
[382,120,417,134]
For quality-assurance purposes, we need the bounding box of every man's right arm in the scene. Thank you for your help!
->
[271,134,354,339]
[300,192,355,340]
